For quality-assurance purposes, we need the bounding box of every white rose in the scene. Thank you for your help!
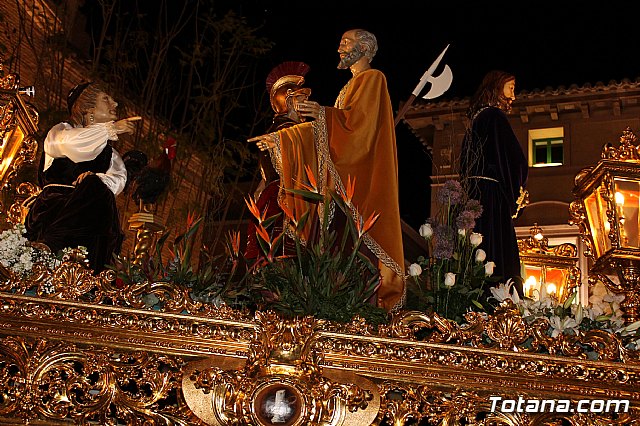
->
[408,263,422,277]
[458,229,466,237]
[475,248,486,262]
[485,261,496,276]
[419,223,433,238]
[444,272,456,287]
[470,232,483,247]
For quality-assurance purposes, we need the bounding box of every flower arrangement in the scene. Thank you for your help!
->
[240,171,388,325]
[0,223,89,289]
[0,223,59,278]
[106,186,386,323]
[489,279,640,353]
[108,213,241,307]
[406,179,498,322]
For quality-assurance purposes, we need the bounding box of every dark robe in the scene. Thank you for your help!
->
[460,106,528,293]
[25,144,124,272]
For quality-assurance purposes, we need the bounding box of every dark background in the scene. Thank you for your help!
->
[242,2,640,104]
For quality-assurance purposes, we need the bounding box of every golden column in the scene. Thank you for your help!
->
[128,201,165,266]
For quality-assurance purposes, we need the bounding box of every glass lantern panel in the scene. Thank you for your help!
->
[584,187,611,257]
[614,178,640,249]
[546,267,570,301]
[523,265,542,299]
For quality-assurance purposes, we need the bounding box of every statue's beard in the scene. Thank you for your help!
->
[499,97,513,113]
[337,47,364,69]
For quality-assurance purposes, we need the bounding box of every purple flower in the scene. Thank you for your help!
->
[455,210,476,231]
[436,180,463,205]
[464,199,483,219]
[433,224,455,259]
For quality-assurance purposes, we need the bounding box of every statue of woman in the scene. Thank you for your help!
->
[25,81,139,272]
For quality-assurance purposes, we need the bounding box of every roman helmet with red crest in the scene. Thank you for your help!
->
[266,61,311,117]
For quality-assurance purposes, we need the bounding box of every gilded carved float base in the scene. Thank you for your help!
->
[0,260,639,425]
[0,335,637,425]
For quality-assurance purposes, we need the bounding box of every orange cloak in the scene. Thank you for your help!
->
[270,69,405,311]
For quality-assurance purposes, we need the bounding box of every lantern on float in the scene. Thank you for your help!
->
[570,127,640,322]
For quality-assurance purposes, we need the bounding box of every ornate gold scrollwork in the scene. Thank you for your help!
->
[601,127,640,161]
[0,231,640,426]
[0,68,39,193]
[184,311,379,425]
[0,261,639,423]
[569,199,594,259]
[7,181,41,225]
[388,300,626,362]
[0,336,191,424]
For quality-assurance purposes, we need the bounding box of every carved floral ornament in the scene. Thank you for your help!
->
[184,312,379,425]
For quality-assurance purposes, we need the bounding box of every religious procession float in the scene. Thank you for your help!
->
[1,62,640,426]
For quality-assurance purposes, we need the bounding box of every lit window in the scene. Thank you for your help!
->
[528,127,564,167]
[533,137,563,166]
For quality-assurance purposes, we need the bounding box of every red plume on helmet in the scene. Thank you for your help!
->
[265,61,310,93]
[266,62,311,116]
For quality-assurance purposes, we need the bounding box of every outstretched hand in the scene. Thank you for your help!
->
[248,133,276,151]
[114,116,141,135]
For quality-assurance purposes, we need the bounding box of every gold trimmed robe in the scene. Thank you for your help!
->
[271,68,405,311]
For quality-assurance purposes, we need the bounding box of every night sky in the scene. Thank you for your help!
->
[235,2,640,226]
[242,2,640,105]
